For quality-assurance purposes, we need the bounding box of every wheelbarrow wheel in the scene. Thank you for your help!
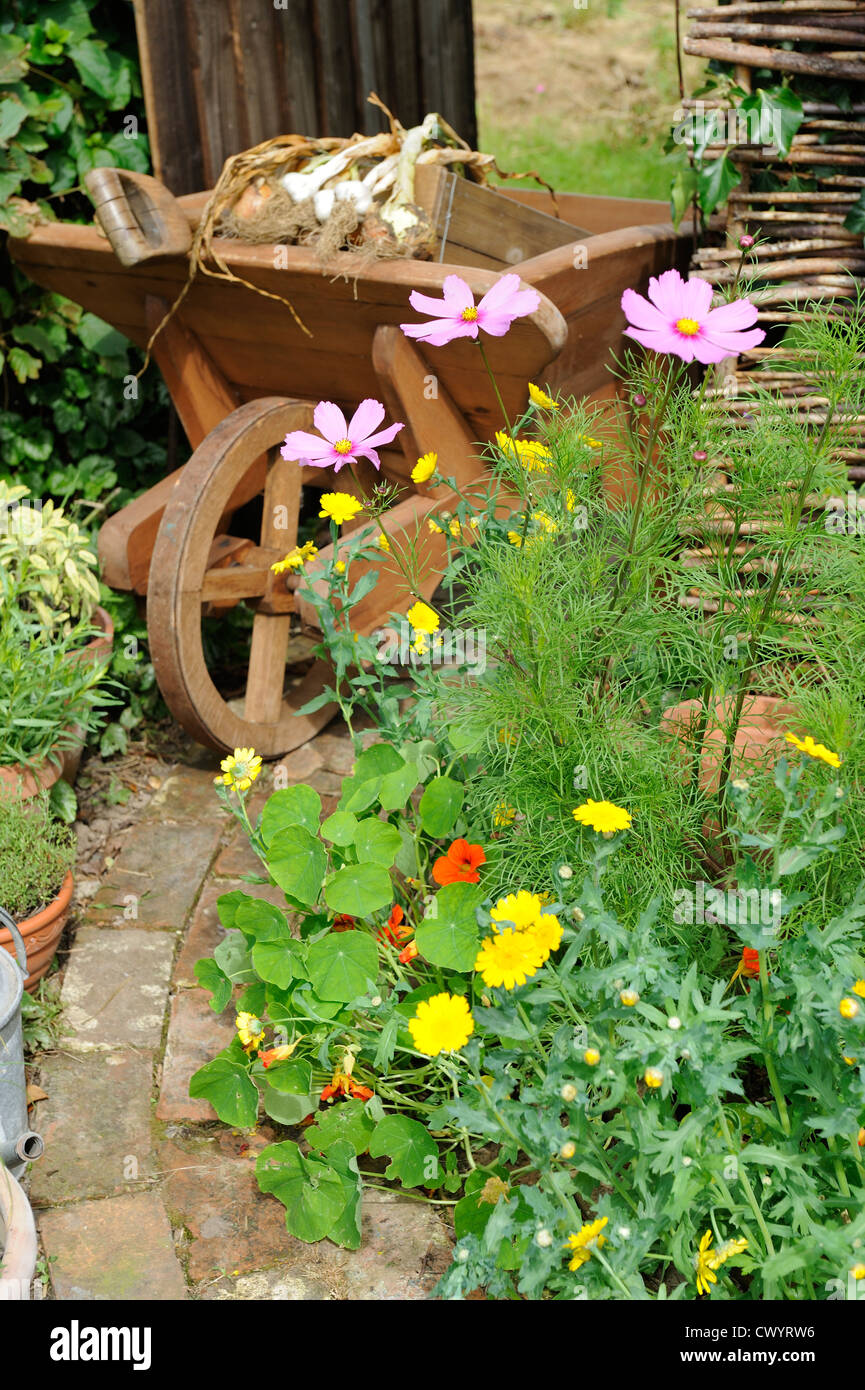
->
[147,396,368,758]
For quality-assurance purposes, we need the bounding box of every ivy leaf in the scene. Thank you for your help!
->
[255,1141,347,1242]
[267,825,326,905]
[697,153,741,218]
[844,190,865,237]
[189,1056,259,1127]
[0,34,29,84]
[419,776,463,837]
[305,929,378,1003]
[368,1114,441,1188]
[0,97,28,144]
[416,881,483,971]
[261,785,322,842]
[68,39,131,107]
[324,862,392,917]
[741,86,803,160]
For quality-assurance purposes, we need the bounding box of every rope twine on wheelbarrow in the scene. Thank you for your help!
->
[141,93,558,371]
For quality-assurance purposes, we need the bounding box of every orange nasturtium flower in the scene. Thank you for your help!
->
[377,904,412,947]
[260,1041,299,1069]
[432,838,487,886]
[398,939,420,965]
[321,1050,374,1104]
[732,947,761,981]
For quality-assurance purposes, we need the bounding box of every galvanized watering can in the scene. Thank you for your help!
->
[0,908,44,1179]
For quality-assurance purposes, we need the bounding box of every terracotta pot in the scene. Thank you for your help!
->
[0,871,74,993]
[0,1166,37,1298]
[661,692,797,794]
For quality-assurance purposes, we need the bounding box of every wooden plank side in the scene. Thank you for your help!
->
[353,0,392,133]
[274,0,319,133]
[133,0,204,194]
[387,0,421,129]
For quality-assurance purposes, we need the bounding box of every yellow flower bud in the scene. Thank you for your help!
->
[620,988,640,1007]
[583,1048,600,1067]
[560,1083,578,1102]
[644,1067,664,1089]
[560,1141,577,1160]
[852,1263,865,1281]
[840,997,860,1020]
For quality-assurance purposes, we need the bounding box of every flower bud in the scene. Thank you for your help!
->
[536,1228,554,1248]
[620,988,639,1007]
[456,1247,470,1263]
[571,905,585,922]
[632,393,647,408]
[852,1263,865,1281]
[840,997,860,1020]
[583,1048,600,1067]
[667,1016,682,1030]
[561,1082,578,1101]
[858,1127,865,1148]
[692,449,708,462]
[739,234,755,249]
[559,1140,577,1160]
[557,863,574,880]
[644,1067,663,1089]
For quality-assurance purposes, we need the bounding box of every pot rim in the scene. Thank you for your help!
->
[0,869,74,940]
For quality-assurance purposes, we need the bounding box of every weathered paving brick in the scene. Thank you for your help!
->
[156,989,235,1122]
[29,1051,156,1205]
[147,766,229,823]
[38,1192,187,1300]
[89,820,222,929]
[60,927,174,1052]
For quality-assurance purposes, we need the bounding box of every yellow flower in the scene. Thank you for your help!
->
[528,382,558,410]
[319,493,363,525]
[695,1230,717,1297]
[852,980,865,998]
[406,600,439,634]
[216,747,262,792]
[412,451,438,484]
[448,517,461,537]
[497,725,517,747]
[785,732,841,769]
[565,488,578,512]
[560,1140,576,1160]
[493,802,516,828]
[271,540,317,574]
[475,927,546,990]
[840,997,860,1020]
[573,799,632,834]
[532,509,557,534]
[852,1264,865,1281]
[427,518,443,534]
[644,1067,664,1089]
[695,1230,748,1296]
[378,532,391,552]
[565,1217,608,1271]
[577,432,603,449]
[491,890,545,933]
[495,431,552,472]
[411,632,429,657]
[528,911,563,957]
[408,992,474,1056]
[620,988,640,1007]
[334,560,346,574]
[235,1012,264,1052]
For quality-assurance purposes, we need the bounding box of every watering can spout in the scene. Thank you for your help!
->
[0,1131,43,1168]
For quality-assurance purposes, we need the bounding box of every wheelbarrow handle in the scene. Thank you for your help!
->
[0,906,27,978]
[84,167,193,268]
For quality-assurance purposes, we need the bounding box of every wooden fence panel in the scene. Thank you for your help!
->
[133,0,477,195]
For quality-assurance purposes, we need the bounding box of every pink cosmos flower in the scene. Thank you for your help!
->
[400,273,540,347]
[621,268,765,364]
[281,398,403,472]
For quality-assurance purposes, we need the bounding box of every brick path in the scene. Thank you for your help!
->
[30,726,452,1300]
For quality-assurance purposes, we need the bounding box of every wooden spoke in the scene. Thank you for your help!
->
[148,397,340,756]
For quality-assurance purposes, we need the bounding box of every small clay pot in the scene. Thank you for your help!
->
[0,871,74,992]
[662,692,796,793]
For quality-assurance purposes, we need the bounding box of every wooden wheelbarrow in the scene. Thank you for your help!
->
[9,169,689,757]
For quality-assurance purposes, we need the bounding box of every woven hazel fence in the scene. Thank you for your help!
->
[682,1,865,481]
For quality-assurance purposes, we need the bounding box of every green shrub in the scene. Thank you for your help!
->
[0,791,75,918]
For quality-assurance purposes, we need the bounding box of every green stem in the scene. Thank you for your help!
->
[717,1106,775,1257]
[758,951,791,1137]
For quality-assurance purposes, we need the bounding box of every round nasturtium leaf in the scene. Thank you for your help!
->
[415,880,483,971]
[305,929,379,1003]
[419,776,464,837]
[260,785,322,843]
[256,1141,347,1242]
[267,824,327,905]
[353,817,402,867]
[321,810,358,846]
[324,862,392,917]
